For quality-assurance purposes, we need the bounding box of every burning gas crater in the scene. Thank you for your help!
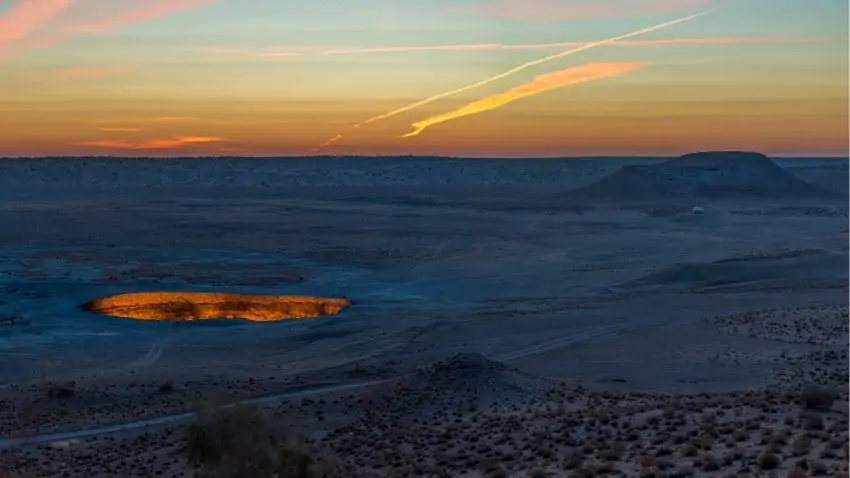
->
[82,292,352,322]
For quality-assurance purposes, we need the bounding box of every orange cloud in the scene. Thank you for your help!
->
[100,127,143,132]
[81,136,224,150]
[0,0,76,43]
[402,62,649,138]
[151,116,194,122]
[31,62,140,81]
[461,0,712,20]
[93,116,195,125]
[66,0,218,34]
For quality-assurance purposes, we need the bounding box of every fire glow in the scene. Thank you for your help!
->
[82,292,352,322]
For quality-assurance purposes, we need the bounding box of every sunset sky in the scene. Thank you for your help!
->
[1,0,847,157]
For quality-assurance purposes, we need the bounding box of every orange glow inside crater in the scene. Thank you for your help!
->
[81,292,352,322]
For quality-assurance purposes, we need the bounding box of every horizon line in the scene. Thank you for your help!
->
[0,153,847,160]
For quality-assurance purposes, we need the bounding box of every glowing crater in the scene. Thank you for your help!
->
[82,292,352,322]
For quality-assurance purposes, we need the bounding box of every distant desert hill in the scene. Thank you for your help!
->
[566,151,838,200]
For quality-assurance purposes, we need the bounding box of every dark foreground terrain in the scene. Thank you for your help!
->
[0,154,847,477]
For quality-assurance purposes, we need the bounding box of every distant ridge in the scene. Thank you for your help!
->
[0,154,847,161]
[564,151,840,200]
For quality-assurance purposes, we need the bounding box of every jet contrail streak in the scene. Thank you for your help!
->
[401,62,649,138]
[204,36,835,59]
[310,9,713,153]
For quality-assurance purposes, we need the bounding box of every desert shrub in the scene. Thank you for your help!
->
[567,468,596,478]
[561,450,584,470]
[47,384,74,400]
[791,435,812,456]
[158,380,174,393]
[701,454,720,471]
[680,444,698,457]
[801,411,824,431]
[598,446,624,462]
[801,384,837,411]
[185,402,320,478]
[529,467,547,478]
[757,451,780,470]
[810,460,827,474]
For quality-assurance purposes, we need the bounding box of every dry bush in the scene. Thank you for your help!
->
[809,460,828,475]
[528,467,547,478]
[680,444,698,457]
[46,384,74,400]
[757,450,780,470]
[801,411,824,431]
[560,450,584,470]
[486,469,508,478]
[801,384,837,411]
[791,435,812,456]
[786,468,808,478]
[185,402,326,478]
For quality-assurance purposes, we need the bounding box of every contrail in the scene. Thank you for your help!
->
[203,35,835,59]
[401,62,649,138]
[310,9,713,153]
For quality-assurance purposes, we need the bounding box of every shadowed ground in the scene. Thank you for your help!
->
[0,156,846,477]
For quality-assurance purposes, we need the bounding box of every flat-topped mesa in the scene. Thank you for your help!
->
[81,292,352,322]
[661,150,776,169]
[566,150,833,200]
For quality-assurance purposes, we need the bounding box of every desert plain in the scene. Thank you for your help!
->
[0,153,847,477]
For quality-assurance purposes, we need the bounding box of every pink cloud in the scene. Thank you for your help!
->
[31,62,141,81]
[81,136,224,150]
[0,0,76,43]
[66,0,218,34]
[0,0,218,57]
[461,0,713,21]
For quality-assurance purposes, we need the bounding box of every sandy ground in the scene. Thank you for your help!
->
[0,157,846,477]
